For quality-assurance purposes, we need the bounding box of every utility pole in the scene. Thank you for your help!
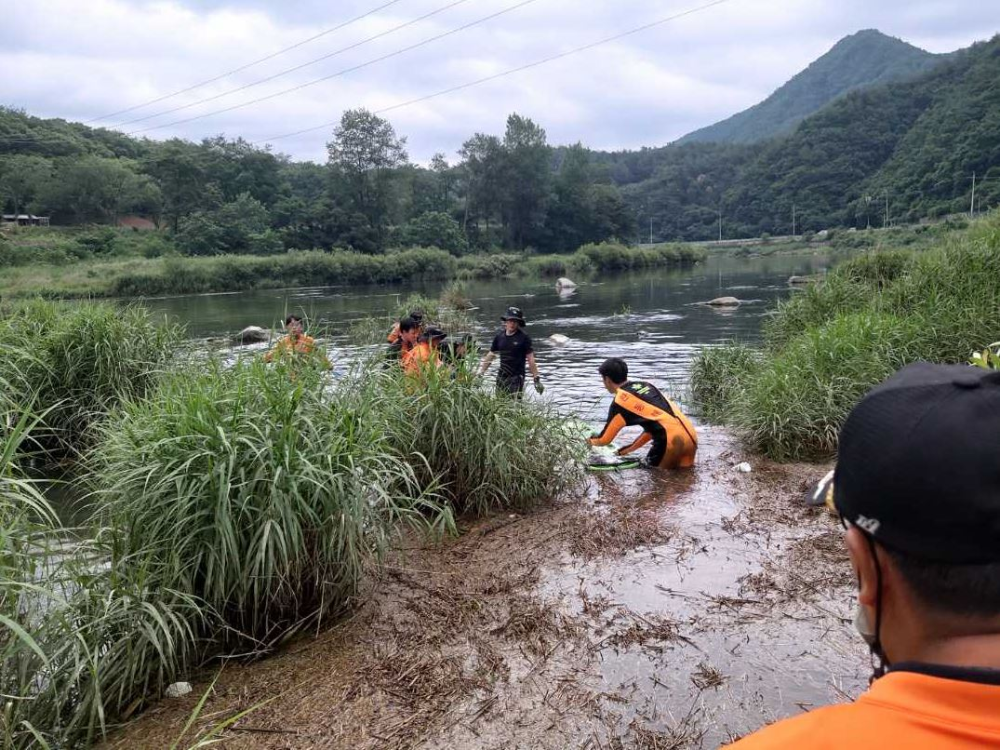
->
[971,172,977,217]
[718,206,723,242]
[649,217,653,245]
[884,192,889,228]
[792,203,797,236]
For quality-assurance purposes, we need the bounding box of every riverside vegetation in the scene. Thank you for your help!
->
[0,231,704,299]
[691,212,1000,459]
[0,299,580,748]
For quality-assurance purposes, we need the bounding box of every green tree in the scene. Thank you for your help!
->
[144,140,208,231]
[0,154,51,217]
[38,156,160,225]
[175,192,271,255]
[327,109,408,249]
[501,114,551,249]
[459,133,505,245]
[395,211,468,255]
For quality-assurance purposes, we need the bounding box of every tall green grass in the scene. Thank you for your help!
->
[0,299,181,457]
[368,366,583,516]
[89,359,447,647]
[691,213,1000,459]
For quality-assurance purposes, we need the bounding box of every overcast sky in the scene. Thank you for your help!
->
[4,0,1000,163]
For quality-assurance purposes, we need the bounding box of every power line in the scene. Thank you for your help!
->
[113,0,475,129]
[261,0,735,145]
[86,0,411,124]
[124,0,542,137]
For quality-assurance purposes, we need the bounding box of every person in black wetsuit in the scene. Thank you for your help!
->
[477,306,543,398]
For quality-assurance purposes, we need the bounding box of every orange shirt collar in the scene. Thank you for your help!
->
[862,668,1000,729]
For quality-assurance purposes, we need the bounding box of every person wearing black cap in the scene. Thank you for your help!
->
[478,306,542,397]
[728,362,1000,749]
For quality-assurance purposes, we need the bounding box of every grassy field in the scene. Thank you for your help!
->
[690,212,1000,459]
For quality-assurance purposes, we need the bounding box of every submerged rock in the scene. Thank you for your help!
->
[547,333,571,346]
[704,297,742,307]
[233,326,270,345]
[556,277,577,290]
[787,275,814,285]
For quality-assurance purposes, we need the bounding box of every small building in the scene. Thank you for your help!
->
[1,214,50,227]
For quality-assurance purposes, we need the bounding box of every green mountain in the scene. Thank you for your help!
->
[677,29,943,145]
[601,33,1000,240]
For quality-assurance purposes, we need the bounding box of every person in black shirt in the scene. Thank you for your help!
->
[478,306,543,397]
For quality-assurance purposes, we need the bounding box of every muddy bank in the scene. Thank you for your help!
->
[110,431,866,749]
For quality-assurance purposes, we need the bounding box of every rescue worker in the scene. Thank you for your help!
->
[589,357,697,469]
[263,314,330,369]
[387,309,425,345]
[403,326,447,376]
[728,362,1000,749]
[477,306,543,397]
[385,316,420,363]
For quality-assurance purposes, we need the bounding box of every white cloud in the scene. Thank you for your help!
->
[2,0,999,162]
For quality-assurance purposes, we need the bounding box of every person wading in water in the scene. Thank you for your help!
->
[588,357,697,469]
[264,314,330,369]
[728,362,1000,749]
[477,306,542,398]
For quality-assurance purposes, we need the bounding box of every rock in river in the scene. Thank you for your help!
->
[556,277,577,290]
[233,326,270,345]
[704,297,742,307]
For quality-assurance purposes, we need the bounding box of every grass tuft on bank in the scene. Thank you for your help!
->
[691,213,1000,460]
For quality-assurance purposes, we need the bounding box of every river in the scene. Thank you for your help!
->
[146,252,830,423]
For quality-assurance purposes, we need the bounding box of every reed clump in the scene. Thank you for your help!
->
[368,366,584,516]
[0,299,181,457]
[691,213,1000,459]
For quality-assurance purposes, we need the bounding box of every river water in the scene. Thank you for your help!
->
[146,252,830,423]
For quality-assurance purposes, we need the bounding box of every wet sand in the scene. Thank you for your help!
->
[109,430,865,749]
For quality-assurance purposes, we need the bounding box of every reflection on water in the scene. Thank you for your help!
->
[146,253,831,425]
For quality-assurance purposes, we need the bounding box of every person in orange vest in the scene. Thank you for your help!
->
[385,316,420,364]
[402,326,447,376]
[588,357,697,469]
[387,309,425,345]
[263,314,330,369]
[728,362,1000,749]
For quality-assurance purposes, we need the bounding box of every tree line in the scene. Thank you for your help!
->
[0,107,633,256]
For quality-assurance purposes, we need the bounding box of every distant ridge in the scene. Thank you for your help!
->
[677,29,944,145]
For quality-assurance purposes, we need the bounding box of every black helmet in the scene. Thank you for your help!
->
[409,310,425,323]
[500,306,526,326]
[419,326,447,343]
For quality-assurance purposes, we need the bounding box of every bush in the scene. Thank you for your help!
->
[89,359,447,646]
[0,299,182,456]
[370,367,582,516]
[689,343,762,422]
[693,213,1000,460]
[733,313,920,459]
[393,211,468,256]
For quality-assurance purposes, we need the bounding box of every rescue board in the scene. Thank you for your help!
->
[560,419,645,472]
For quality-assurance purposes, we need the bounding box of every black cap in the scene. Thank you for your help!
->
[829,362,1000,563]
[409,310,425,322]
[501,306,526,325]
[419,326,447,343]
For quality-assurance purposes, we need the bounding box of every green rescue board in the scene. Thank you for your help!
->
[561,419,644,472]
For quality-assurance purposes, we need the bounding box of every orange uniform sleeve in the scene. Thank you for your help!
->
[589,412,627,447]
[618,431,651,455]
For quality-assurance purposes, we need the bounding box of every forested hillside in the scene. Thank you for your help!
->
[678,30,942,145]
[603,34,1000,240]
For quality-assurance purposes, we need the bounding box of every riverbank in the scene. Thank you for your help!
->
[691,212,1000,459]
[107,431,863,749]
[0,240,704,299]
